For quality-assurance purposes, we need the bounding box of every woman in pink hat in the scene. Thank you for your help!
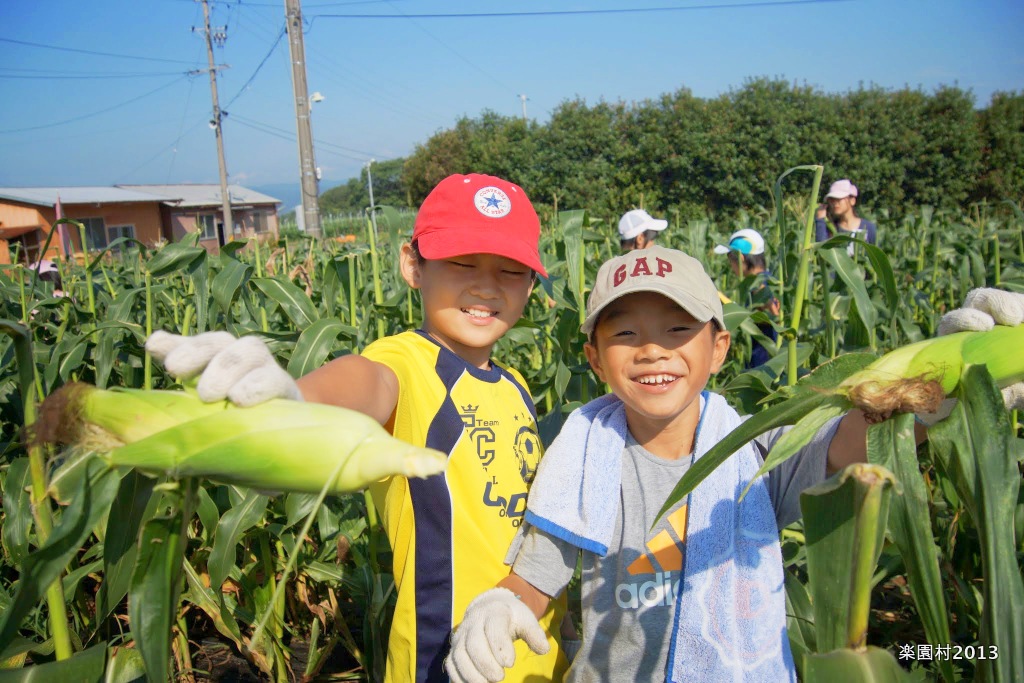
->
[815,179,878,249]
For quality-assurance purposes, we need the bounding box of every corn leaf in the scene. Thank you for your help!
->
[802,646,915,681]
[128,482,196,683]
[928,365,1024,682]
[209,491,270,592]
[742,395,850,499]
[561,210,587,318]
[0,643,107,683]
[866,415,954,682]
[1,458,32,565]
[106,646,148,683]
[212,258,252,315]
[287,318,354,378]
[181,558,245,652]
[800,464,896,653]
[99,470,159,621]
[819,247,878,331]
[251,277,318,331]
[784,568,816,678]
[0,459,121,648]
[145,241,205,277]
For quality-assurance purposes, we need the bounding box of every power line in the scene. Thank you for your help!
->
[166,77,200,182]
[115,117,208,184]
[222,25,286,110]
[229,112,385,161]
[0,76,192,134]
[379,0,517,96]
[0,69,190,80]
[0,36,200,65]
[311,0,851,19]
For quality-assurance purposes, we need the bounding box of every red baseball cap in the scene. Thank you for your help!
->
[412,173,547,277]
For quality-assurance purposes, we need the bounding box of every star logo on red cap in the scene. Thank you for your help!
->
[473,186,511,218]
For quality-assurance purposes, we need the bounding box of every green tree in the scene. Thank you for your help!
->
[976,91,1024,204]
[320,157,410,214]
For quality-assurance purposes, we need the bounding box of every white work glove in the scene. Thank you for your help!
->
[918,288,1024,425]
[445,588,550,683]
[146,330,303,406]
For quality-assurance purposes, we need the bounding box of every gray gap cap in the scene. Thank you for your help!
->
[581,245,725,335]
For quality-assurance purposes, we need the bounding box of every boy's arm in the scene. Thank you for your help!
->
[297,354,399,426]
[826,409,928,475]
[497,572,554,620]
[146,330,400,425]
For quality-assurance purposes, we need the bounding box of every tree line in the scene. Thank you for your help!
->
[320,78,1024,223]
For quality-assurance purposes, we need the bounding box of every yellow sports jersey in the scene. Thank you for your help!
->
[363,331,568,683]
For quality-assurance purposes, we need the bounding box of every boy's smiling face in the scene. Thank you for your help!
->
[401,244,534,369]
[584,291,730,441]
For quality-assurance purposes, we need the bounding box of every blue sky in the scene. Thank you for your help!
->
[2,0,1022,195]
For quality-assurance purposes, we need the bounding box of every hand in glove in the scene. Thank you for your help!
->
[918,288,1024,425]
[445,588,550,683]
[146,330,303,406]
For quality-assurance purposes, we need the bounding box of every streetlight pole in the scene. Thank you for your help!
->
[366,159,379,236]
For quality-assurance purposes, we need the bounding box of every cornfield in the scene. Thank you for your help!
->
[1,168,1022,682]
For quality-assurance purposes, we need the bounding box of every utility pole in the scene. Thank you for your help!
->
[518,94,528,122]
[285,0,322,237]
[198,0,233,245]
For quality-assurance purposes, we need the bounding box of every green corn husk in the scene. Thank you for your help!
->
[838,324,1024,415]
[36,383,447,494]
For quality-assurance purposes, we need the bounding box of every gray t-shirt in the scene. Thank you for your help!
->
[511,418,841,683]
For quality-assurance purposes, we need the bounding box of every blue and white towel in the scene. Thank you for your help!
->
[526,391,795,682]
[523,392,626,555]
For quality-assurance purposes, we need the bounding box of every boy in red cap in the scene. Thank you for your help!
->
[146,174,568,683]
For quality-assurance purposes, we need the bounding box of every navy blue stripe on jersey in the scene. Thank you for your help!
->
[414,329,503,383]
[409,347,467,682]
[494,364,538,422]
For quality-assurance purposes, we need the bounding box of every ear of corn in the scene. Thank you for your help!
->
[838,324,1024,414]
[36,383,447,494]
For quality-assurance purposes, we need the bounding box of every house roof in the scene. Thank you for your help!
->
[0,186,170,207]
[119,184,281,208]
[0,184,281,209]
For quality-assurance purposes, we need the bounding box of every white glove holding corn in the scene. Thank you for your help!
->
[918,288,1024,425]
[146,330,303,406]
[445,588,550,683]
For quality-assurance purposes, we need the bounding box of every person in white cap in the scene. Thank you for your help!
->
[815,179,877,246]
[617,208,668,252]
[714,229,779,368]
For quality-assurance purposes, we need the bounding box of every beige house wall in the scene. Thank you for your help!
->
[167,206,280,256]
[1,194,280,264]
[0,199,166,263]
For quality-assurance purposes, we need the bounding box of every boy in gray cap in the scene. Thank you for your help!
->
[445,245,888,683]
[445,248,1023,683]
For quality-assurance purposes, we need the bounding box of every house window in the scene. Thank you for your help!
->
[81,217,107,250]
[107,225,136,251]
[253,210,267,233]
[197,214,218,241]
